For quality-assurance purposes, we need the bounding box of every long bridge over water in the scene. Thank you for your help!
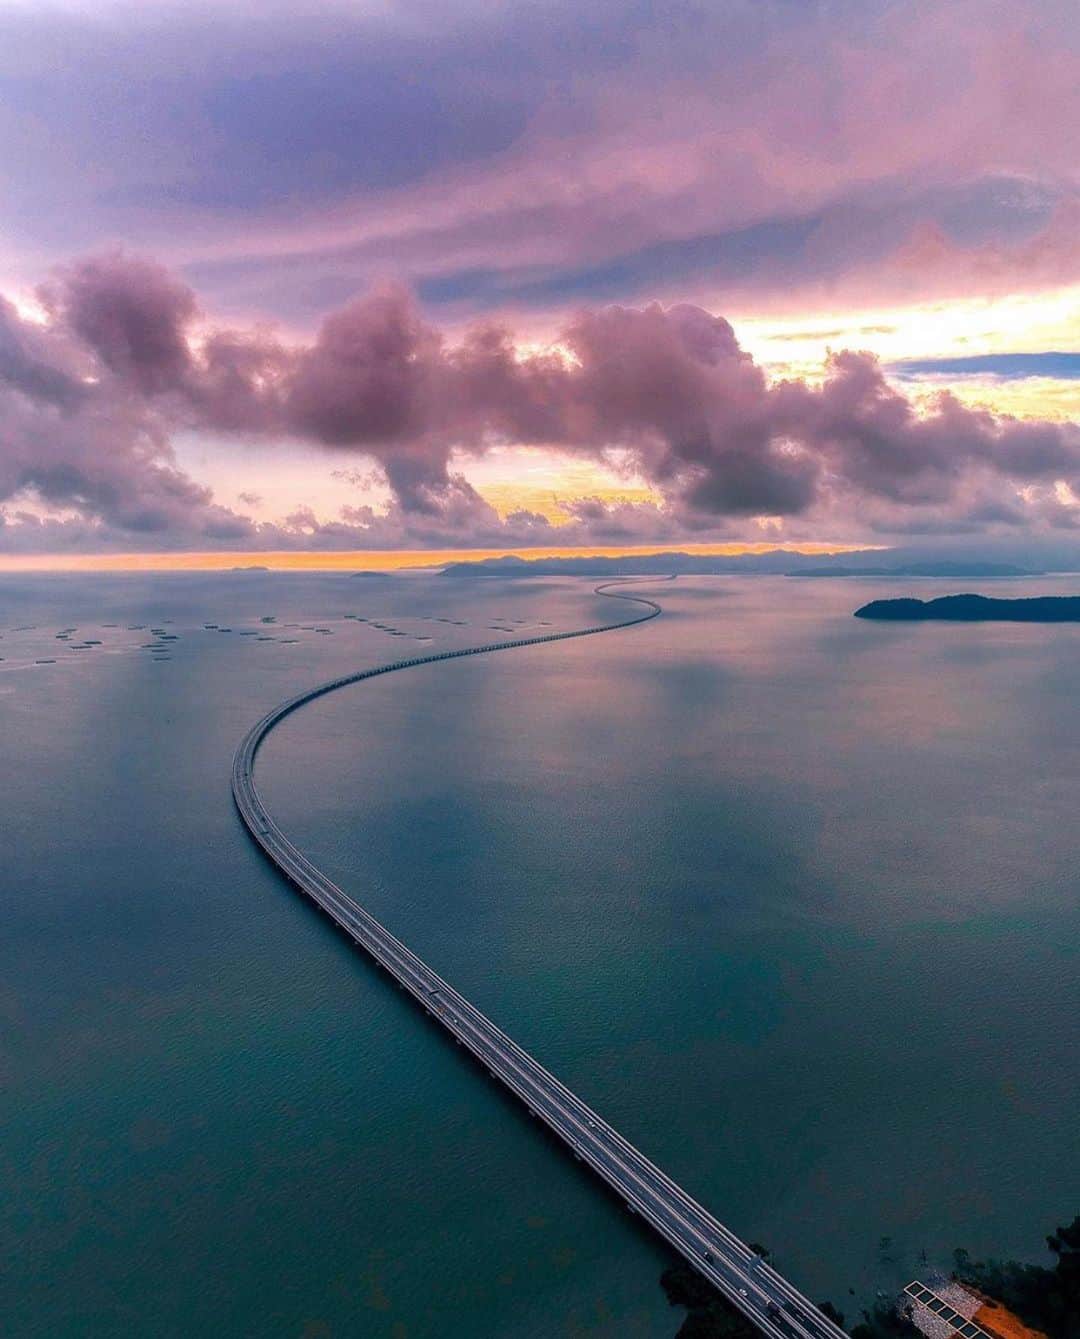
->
[232,580,849,1339]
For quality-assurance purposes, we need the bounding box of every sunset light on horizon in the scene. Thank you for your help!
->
[6,6,1080,1334]
[0,539,877,574]
[0,0,1077,567]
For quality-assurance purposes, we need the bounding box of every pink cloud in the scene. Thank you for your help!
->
[4,1,1076,328]
[2,249,1079,554]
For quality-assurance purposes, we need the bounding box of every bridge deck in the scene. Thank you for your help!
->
[231,582,848,1339]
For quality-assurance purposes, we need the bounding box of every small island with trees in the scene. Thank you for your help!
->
[660,1213,1079,1339]
[854,594,1080,622]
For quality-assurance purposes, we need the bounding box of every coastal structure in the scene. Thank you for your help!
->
[905,1280,996,1339]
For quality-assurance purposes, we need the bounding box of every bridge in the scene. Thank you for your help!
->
[232,580,849,1339]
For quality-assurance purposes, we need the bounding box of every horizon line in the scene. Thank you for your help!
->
[0,541,878,574]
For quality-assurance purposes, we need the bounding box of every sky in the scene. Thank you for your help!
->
[1,0,1079,565]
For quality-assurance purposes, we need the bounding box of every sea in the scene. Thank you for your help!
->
[2,571,1077,1338]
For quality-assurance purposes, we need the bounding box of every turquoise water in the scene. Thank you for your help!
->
[2,573,1078,1336]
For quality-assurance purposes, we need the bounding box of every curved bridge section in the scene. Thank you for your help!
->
[232,580,848,1339]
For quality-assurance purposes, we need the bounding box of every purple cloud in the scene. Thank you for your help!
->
[51,251,197,395]
[1,250,1079,554]
[1,1,1076,324]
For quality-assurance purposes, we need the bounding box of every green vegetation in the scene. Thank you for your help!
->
[660,1211,1080,1339]
[854,594,1080,622]
[660,1250,918,1339]
[661,1261,761,1338]
[953,1214,1080,1339]
[849,1302,919,1339]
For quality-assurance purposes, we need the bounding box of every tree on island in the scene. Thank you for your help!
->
[661,1261,762,1338]
[660,1252,915,1339]
[954,1214,1080,1339]
[661,1209,1080,1339]
[849,1302,919,1339]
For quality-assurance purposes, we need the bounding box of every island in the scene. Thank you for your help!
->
[854,594,1080,622]
[439,553,1040,579]
[660,1212,1079,1339]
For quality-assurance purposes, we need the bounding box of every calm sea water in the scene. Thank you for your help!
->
[2,572,1077,1338]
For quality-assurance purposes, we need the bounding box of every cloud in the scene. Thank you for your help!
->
[1,0,1077,323]
[2,249,1080,554]
[0,264,257,546]
[49,251,197,395]
[286,286,432,443]
[0,295,87,410]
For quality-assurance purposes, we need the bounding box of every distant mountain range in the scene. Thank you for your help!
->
[855,594,1080,621]
[788,562,1035,578]
[439,552,1039,579]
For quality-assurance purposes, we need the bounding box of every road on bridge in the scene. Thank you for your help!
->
[232,580,849,1339]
